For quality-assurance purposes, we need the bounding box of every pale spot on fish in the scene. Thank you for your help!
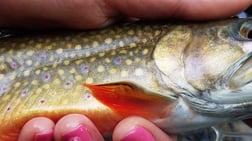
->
[70,68,76,74]
[2,94,10,101]
[14,82,21,88]
[66,43,72,49]
[75,44,82,50]
[119,41,124,47]
[70,53,76,58]
[75,60,84,65]
[92,41,99,47]
[64,60,70,65]
[53,79,61,85]
[142,49,149,55]
[0,74,4,81]
[35,43,42,49]
[31,80,39,85]
[97,65,105,72]
[86,77,94,83]
[56,48,63,54]
[105,38,113,44]
[142,39,147,44]
[26,50,34,56]
[43,67,49,71]
[58,69,65,75]
[75,75,83,81]
[46,45,53,50]
[99,52,105,57]
[35,69,41,75]
[134,68,144,76]
[82,37,89,43]
[0,65,5,71]
[105,58,111,63]
[111,51,116,56]
[129,51,134,56]
[119,50,127,54]
[85,52,91,57]
[23,70,31,76]
[109,68,117,74]
[49,56,54,62]
[26,60,33,66]
[127,30,135,35]
[62,99,69,105]
[130,43,136,48]
[52,63,58,68]
[10,73,16,80]
[90,57,96,62]
[135,57,141,62]
[155,30,161,36]
[36,88,42,94]
[43,84,50,89]
[125,59,132,65]
[121,70,129,77]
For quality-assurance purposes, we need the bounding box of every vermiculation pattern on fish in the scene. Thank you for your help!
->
[1,18,252,141]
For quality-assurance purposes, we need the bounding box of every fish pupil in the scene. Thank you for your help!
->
[248,30,252,39]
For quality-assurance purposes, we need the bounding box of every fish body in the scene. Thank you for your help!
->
[0,18,252,141]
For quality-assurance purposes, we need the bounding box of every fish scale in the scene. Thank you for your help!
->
[1,19,252,141]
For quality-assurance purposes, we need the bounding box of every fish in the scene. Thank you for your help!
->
[0,18,252,141]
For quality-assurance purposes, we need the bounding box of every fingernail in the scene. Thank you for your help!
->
[120,127,155,141]
[34,131,53,141]
[62,125,92,141]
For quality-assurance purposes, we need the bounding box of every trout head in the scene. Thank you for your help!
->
[167,18,252,119]
[152,18,252,133]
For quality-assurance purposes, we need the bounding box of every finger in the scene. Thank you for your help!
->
[113,116,176,141]
[18,117,54,141]
[0,0,251,29]
[54,114,104,141]
[109,0,252,20]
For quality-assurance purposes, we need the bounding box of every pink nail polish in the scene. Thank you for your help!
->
[34,131,53,141]
[120,127,155,141]
[62,125,92,141]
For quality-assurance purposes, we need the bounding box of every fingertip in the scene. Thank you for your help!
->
[18,117,55,141]
[54,114,104,141]
[113,116,176,141]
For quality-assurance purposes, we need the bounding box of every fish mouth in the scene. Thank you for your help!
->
[229,52,252,89]
[209,52,252,104]
[180,52,252,118]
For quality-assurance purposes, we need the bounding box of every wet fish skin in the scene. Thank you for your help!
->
[0,19,252,141]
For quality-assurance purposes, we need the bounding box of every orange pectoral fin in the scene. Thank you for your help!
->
[83,82,174,119]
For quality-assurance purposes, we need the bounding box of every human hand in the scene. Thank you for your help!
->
[18,114,175,141]
[0,0,251,29]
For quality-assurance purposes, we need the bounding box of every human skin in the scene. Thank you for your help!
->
[0,0,252,29]
[0,0,252,141]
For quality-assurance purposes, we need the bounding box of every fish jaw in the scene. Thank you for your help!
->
[173,19,252,119]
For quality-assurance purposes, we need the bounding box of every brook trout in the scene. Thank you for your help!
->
[1,18,252,141]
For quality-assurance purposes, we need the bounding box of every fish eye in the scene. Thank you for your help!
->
[239,22,252,40]
[232,20,252,41]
